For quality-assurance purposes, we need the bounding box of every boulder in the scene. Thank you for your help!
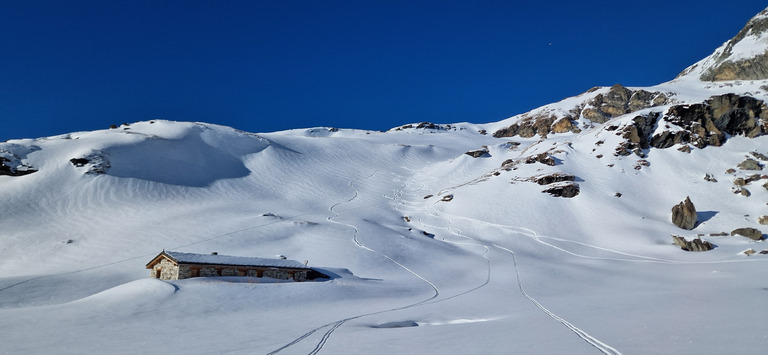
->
[465,148,489,158]
[731,228,764,240]
[758,215,768,225]
[671,197,697,230]
[737,158,763,171]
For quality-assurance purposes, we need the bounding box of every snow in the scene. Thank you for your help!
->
[162,251,310,269]
[2,72,768,354]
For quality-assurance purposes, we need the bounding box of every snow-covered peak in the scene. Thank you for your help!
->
[678,6,768,81]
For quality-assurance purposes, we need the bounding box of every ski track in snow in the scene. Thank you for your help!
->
[392,161,627,355]
[269,171,442,355]
[492,243,623,355]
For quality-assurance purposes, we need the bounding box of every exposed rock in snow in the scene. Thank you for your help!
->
[582,84,668,124]
[737,158,763,170]
[731,227,764,240]
[465,147,490,158]
[678,7,768,81]
[672,235,714,252]
[542,182,579,198]
[532,173,576,185]
[671,197,697,230]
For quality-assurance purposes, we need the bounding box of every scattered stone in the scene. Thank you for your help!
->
[733,177,747,186]
[733,187,751,197]
[737,158,763,170]
[524,153,556,166]
[758,215,768,225]
[750,151,768,161]
[760,249,768,255]
[677,145,691,153]
[478,129,487,135]
[542,183,580,198]
[671,197,697,230]
[704,173,718,182]
[731,227,764,240]
[465,148,490,158]
[532,173,576,185]
[596,154,603,159]
[743,249,757,256]
[634,159,650,170]
[710,232,729,236]
[61,239,74,244]
[672,235,714,252]
[423,195,433,199]
[726,168,737,174]
[615,192,622,198]
[441,195,454,202]
[403,216,411,222]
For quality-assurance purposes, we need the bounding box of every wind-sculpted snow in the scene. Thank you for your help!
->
[4,10,768,352]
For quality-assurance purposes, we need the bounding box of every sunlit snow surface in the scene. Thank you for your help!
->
[2,77,768,354]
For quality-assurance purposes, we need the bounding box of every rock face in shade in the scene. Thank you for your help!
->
[671,197,697,230]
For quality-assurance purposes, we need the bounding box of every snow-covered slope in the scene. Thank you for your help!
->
[3,8,768,355]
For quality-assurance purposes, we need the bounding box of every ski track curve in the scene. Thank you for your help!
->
[392,163,625,355]
[268,171,441,355]
[493,243,623,355]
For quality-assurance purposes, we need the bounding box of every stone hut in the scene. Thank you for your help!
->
[146,251,314,281]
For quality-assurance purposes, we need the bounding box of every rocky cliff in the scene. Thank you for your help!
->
[678,7,768,81]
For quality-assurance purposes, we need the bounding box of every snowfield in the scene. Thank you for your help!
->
[1,111,766,354]
[4,11,768,351]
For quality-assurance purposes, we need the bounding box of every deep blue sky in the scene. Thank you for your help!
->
[2,1,767,141]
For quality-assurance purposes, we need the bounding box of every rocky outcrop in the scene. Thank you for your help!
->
[0,157,36,176]
[493,114,562,138]
[70,151,110,174]
[671,197,697,230]
[532,173,575,185]
[678,8,768,81]
[392,122,453,131]
[731,227,764,240]
[493,84,668,139]
[542,183,580,198]
[647,94,767,149]
[672,235,714,252]
[583,84,668,124]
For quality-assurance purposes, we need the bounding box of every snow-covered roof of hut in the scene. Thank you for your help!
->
[156,251,309,269]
